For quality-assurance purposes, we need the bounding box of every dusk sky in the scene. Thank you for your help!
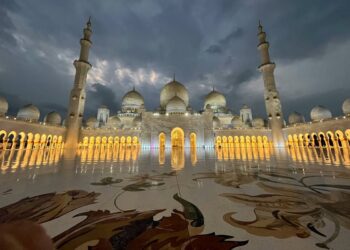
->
[0,0,350,120]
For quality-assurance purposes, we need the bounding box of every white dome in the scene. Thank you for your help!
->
[107,115,121,128]
[310,105,332,121]
[122,88,144,110]
[44,111,61,125]
[213,116,221,129]
[204,90,226,110]
[17,104,40,121]
[342,98,350,115]
[288,112,305,125]
[132,116,142,127]
[166,95,187,113]
[0,96,8,115]
[86,117,97,128]
[232,116,243,128]
[252,118,265,128]
[160,80,189,109]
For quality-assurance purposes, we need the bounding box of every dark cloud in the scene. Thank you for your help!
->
[225,69,255,88]
[0,0,19,48]
[256,0,350,62]
[38,103,67,119]
[0,0,349,120]
[220,28,244,45]
[206,28,244,54]
[85,83,119,117]
[206,45,222,54]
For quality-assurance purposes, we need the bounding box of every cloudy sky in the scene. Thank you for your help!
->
[0,0,350,120]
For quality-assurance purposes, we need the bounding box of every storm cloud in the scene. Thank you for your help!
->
[0,0,349,121]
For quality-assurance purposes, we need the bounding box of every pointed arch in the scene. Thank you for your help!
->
[159,132,166,148]
[171,127,184,148]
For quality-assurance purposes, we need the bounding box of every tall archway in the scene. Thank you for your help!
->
[159,133,166,148]
[216,136,222,147]
[0,130,7,149]
[7,131,17,149]
[345,129,350,147]
[190,132,196,148]
[132,136,138,146]
[171,127,184,148]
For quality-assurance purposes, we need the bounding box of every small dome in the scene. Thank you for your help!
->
[44,111,61,125]
[204,90,226,110]
[17,104,40,122]
[252,118,265,128]
[342,98,350,115]
[166,95,186,113]
[107,115,121,128]
[310,105,332,121]
[122,88,144,110]
[132,116,142,127]
[0,96,8,115]
[213,116,221,129]
[160,79,189,109]
[288,112,305,125]
[232,116,243,128]
[86,117,97,128]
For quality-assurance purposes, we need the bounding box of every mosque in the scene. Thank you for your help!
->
[0,19,350,153]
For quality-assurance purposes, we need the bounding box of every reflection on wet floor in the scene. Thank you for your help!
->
[77,144,141,163]
[1,143,350,250]
[1,143,349,174]
[0,144,64,173]
[215,144,350,166]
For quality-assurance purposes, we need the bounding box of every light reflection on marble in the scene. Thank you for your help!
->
[0,145,350,249]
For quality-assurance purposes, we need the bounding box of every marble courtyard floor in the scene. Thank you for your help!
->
[0,145,350,249]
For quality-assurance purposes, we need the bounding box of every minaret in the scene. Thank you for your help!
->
[65,18,92,149]
[257,21,285,147]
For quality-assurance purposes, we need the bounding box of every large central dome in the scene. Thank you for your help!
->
[160,79,189,109]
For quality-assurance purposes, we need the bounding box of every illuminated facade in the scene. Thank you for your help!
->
[0,19,349,153]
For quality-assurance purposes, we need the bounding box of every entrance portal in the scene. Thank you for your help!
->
[171,127,184,148]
